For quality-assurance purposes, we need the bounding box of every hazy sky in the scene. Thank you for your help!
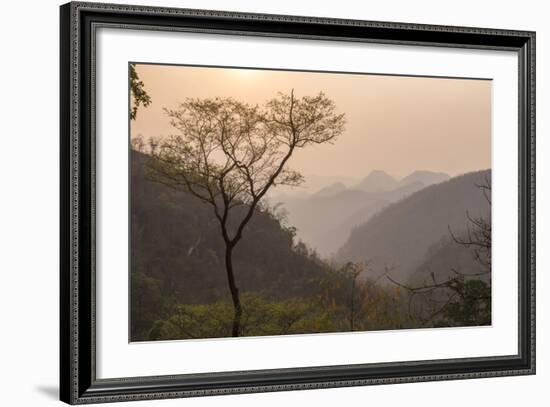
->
[131,63,491,179]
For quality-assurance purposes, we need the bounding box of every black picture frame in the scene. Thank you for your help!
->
[60,1,536,404]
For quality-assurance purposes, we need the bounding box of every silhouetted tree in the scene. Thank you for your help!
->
[146,90,345,336]
[340,261,368,330]
[387,178,491,327]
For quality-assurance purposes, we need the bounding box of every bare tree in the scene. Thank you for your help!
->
[448,176,491,276]
[145,90,346,336]
[386,178,491,327]
[340,261,370,331]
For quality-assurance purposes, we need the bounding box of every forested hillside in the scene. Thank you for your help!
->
[131,151,332,340]
[335,170,491,282]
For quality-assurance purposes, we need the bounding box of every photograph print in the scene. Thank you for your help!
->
[129,63,492,342]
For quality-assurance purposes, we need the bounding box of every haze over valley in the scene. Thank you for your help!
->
[269,169,452,259]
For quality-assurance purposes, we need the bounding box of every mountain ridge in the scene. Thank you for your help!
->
[272,169,452,257]
[355,170,398,192]
[335,169,491,282]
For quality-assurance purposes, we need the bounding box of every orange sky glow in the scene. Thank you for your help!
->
[130,63,491,179]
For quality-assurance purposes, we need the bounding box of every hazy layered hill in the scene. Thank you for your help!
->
[312,182,347,198]
[408,236,491,288]
[398,170,450,188]
[334,169,491,282]
[269,174,357,198]
[279,188,388,257]
[322,181,426,255]
[272,170,450,257]
[355,170,398,192]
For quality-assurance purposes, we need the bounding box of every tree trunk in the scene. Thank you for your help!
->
[224,244,242,337]
[350,277,356,331]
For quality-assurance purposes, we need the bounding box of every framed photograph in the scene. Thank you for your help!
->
[60,1,535,404]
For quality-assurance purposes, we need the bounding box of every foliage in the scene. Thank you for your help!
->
[148,280,412,340]
[129,64,152,120]
[148,293,332,340]
[434,277,491,327]
[131,271,169,340]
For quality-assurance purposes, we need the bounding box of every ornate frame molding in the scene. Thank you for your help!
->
[60,2,535,404]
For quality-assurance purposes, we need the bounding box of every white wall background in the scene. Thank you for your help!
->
[0,0,546,405]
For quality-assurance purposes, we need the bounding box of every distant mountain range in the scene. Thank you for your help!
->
[312,182,347,198]
[397,170,449,189]
[335,169,491,282]
[355,170,399,192]
[353,169,449,193]
[271,170,451,257]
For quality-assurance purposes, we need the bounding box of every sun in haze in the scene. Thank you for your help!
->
[226,68,261,82]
